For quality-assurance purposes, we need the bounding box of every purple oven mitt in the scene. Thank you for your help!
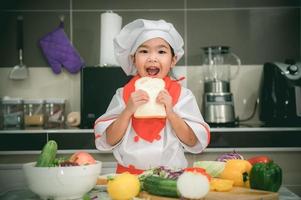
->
[39,22,85,74]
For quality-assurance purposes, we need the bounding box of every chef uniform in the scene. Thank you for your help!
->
[94,19,210,174]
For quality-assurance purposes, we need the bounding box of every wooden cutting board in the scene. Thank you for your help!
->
[139,187,279,200]
[205,187,278,200]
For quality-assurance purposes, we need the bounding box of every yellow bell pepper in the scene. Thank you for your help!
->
[210,178,234,192]
[219,159,252,187]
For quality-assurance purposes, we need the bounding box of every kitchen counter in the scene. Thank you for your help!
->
[0,186,300,200]
[0,127,301,153]
[0,127,301,197]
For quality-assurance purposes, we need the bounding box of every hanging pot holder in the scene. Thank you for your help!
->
[39,22,85,74]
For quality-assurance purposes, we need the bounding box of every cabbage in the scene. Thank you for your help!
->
[193,161,225,177]
[216,151,244,162]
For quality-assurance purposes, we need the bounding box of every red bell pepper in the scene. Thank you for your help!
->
[247,156,271,165]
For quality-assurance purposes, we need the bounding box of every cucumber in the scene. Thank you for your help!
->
[143,176,179,198]
[36,140,58,167]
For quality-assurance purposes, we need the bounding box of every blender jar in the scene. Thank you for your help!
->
[24,99,45,128]
[44,98,65,129]
[2,98,24,130]
[201,46,241,93]
[201,46,241,125]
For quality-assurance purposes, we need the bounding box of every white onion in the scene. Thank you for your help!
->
[177,172,210,199]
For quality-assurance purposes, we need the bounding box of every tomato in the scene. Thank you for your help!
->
[185,167,206,173]
[247,156,271,165]
[185,167,211,181]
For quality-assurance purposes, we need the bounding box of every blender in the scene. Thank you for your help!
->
[201,46,240,126]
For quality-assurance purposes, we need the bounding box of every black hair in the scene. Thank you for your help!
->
[169,44,175,57]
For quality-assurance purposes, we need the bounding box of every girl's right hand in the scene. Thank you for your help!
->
[125,89,149,114]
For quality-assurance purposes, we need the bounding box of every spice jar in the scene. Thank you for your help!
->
[44,99,65,129]
[2,98,24,130]
[24,99,45,128]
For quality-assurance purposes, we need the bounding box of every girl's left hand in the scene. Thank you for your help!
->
[157,89,173,115]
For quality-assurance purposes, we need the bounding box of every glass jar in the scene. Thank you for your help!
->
[24,99,45,128]
[44,99,65,129]
[2,98,24,130]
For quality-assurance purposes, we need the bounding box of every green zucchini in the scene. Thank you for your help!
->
[36,140,58,167]
[143,176,179,198]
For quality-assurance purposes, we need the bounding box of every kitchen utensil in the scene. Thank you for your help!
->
[39,21,85,74]
[23,161,102,200]
[201,46,241,126]
[139,187,278,200]
[259,61,301,126]
[9,16,29,80]
[206,187,278,200]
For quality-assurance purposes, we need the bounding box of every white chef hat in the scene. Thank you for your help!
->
[113,19,184,76]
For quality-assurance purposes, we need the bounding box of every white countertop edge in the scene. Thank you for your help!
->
[1,147,301,155]
[1,127,301,134]
[0,129,93,134]
[0,149,102,155]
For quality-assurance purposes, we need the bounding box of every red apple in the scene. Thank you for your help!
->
[69,151,96,165]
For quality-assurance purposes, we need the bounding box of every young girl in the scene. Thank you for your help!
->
[94,19,210,174]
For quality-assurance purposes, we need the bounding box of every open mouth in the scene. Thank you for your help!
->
[146,66,160,76]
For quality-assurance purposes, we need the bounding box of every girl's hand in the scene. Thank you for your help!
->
[157,89,173,115]
[125,89,149,114]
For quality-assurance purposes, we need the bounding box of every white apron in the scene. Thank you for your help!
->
[94,80,210,172]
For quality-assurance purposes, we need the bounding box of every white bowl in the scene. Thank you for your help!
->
[23,161,102,200]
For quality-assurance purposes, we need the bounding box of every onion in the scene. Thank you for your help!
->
[216,151,244,162]
[177,172,210,199]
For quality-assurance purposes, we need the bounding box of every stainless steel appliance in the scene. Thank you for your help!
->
[201,46,241,126]
[259,61,301,126]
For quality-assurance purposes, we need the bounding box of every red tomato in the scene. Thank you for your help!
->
[247,156,271,165]
[185,167,211,181]
[185,167,206,173]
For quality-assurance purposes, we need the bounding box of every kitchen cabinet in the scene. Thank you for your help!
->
[0,127,301,151]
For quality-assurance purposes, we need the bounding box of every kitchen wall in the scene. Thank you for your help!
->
[0,65,262,124]
[0,0,300,67]
[0,0,300,124]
